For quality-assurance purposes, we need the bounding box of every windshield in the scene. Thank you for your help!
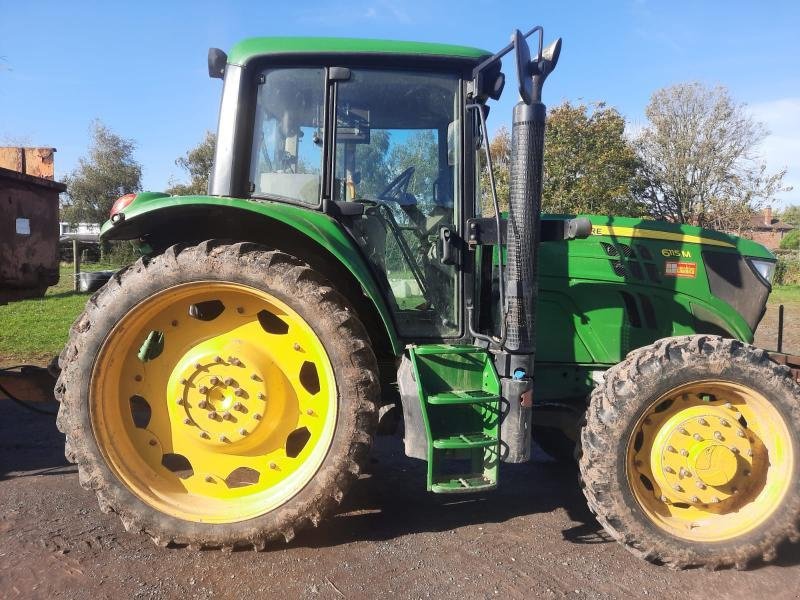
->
[334,69,461,338]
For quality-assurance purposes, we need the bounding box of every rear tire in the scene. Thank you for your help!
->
[55,241,379,549]
[579,335,800,569]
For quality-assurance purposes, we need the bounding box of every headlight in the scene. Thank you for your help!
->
[748,258,776,286]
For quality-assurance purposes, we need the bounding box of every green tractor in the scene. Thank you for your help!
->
[56,26,800,568]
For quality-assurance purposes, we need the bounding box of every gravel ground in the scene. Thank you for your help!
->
[2,397,800,600]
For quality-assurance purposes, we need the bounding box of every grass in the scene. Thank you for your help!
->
[0,263,122,364]
[771,284,800,303]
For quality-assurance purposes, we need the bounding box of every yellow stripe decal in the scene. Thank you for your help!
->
[590,225,735,248]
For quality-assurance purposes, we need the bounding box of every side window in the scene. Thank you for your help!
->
[250,68,325,204]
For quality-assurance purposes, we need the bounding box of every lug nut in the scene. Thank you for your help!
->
[306,409,315,416]
[200,431,210,439]
[198,386,209,395]
[660,495,669,503]
[730,446,740,454]
[693,433,703,441]
[219,435,229,443]
[679,427,688,435]
[666,445,676,453]
[724,402,733,410]
[253,413,262,421]
[714,431,723,441]
[720,418,730,427]
[224,377,235,387]
[149,439,157,446]
[205,475,214,483]
[179,378,188,385]
[176,398,185,406]
[234,389,246,398]
[673,484,683,492]
[293,343,301,351]
[229,357,242,367]
[697,418,708,426]
[222,411,233,421]
[258,392,266,401]
[236,306,244,314]
[664,466,675,474]
[210,376,220,385]
[737,429,745,437]
[208,411,218,420]
[215,355,223,363]
[747,449,753,457]
[195,362,203,370]
[711,496,721,503]
[269,462,278,470]
[251,374,261,381]
[680,449,689,457]
[183,418,192,425]
[690,496,700,503]
[239,428,248,436]
[171,320,179,327]
[696,481,707,490]
[198,399,209,409]
[233,402,244,411]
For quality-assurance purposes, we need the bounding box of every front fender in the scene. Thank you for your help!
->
[102,193,402,354]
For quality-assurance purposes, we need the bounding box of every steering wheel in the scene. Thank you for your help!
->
[377,166,415,204]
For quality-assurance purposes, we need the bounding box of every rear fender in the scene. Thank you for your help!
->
[101,193,402,355]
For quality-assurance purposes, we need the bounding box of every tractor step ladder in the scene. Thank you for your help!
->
[407,344,501,493]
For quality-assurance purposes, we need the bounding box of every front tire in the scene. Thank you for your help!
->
[579,335,800,569]
[55,241,379,549]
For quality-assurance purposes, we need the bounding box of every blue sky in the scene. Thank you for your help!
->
[1,0,798,206]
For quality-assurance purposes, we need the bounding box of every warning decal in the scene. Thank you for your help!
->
[665,261,697,278]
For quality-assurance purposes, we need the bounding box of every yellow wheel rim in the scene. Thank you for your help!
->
[627,381,793,542]
[90,282,337,524]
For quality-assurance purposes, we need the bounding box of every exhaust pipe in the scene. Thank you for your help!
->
[500,29,561,463]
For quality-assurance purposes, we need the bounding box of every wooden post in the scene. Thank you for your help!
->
[73,238,80,292]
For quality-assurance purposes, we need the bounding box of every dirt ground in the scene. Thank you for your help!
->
[2,304,800,600]
[1,397,800,600]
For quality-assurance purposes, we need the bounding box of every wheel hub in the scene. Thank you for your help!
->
[649,404,755,506]
[173,348,268,446]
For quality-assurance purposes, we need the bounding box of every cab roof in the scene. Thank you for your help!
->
[227,36,492,66]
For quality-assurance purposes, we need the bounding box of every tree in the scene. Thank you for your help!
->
[480,102,642,217]
[166,131,217,195]
[61,121,142,224]
[543,102,642,216]
[635,83,788,232]
[779,229,800,250]
[779,204,800,227]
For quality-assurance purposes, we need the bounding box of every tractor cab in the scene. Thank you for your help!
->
[208,40,492,340]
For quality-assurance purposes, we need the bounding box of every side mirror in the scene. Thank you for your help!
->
[208,48,227,79]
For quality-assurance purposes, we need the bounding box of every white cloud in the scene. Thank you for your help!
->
[749,97,800,208]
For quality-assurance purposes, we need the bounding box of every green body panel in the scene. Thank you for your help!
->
[100,193,402,354]
[227,37,490,66]
[533,214,775,404]
[407,345,500,493]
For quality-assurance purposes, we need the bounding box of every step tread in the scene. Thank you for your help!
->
[432,432,498,449]
[428,390,500,405]
[431,476,496,494]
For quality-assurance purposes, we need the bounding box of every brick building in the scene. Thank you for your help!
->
[742,207,795,250]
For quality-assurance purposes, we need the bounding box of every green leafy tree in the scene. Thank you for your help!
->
[166,131,217,195]
[635,83,789,232]
[544,102,643,216]
[61,121,142,224]
[779,204,800,227]
[779,229,800,250]
[387,130,439,206]
[480,102,641,217]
